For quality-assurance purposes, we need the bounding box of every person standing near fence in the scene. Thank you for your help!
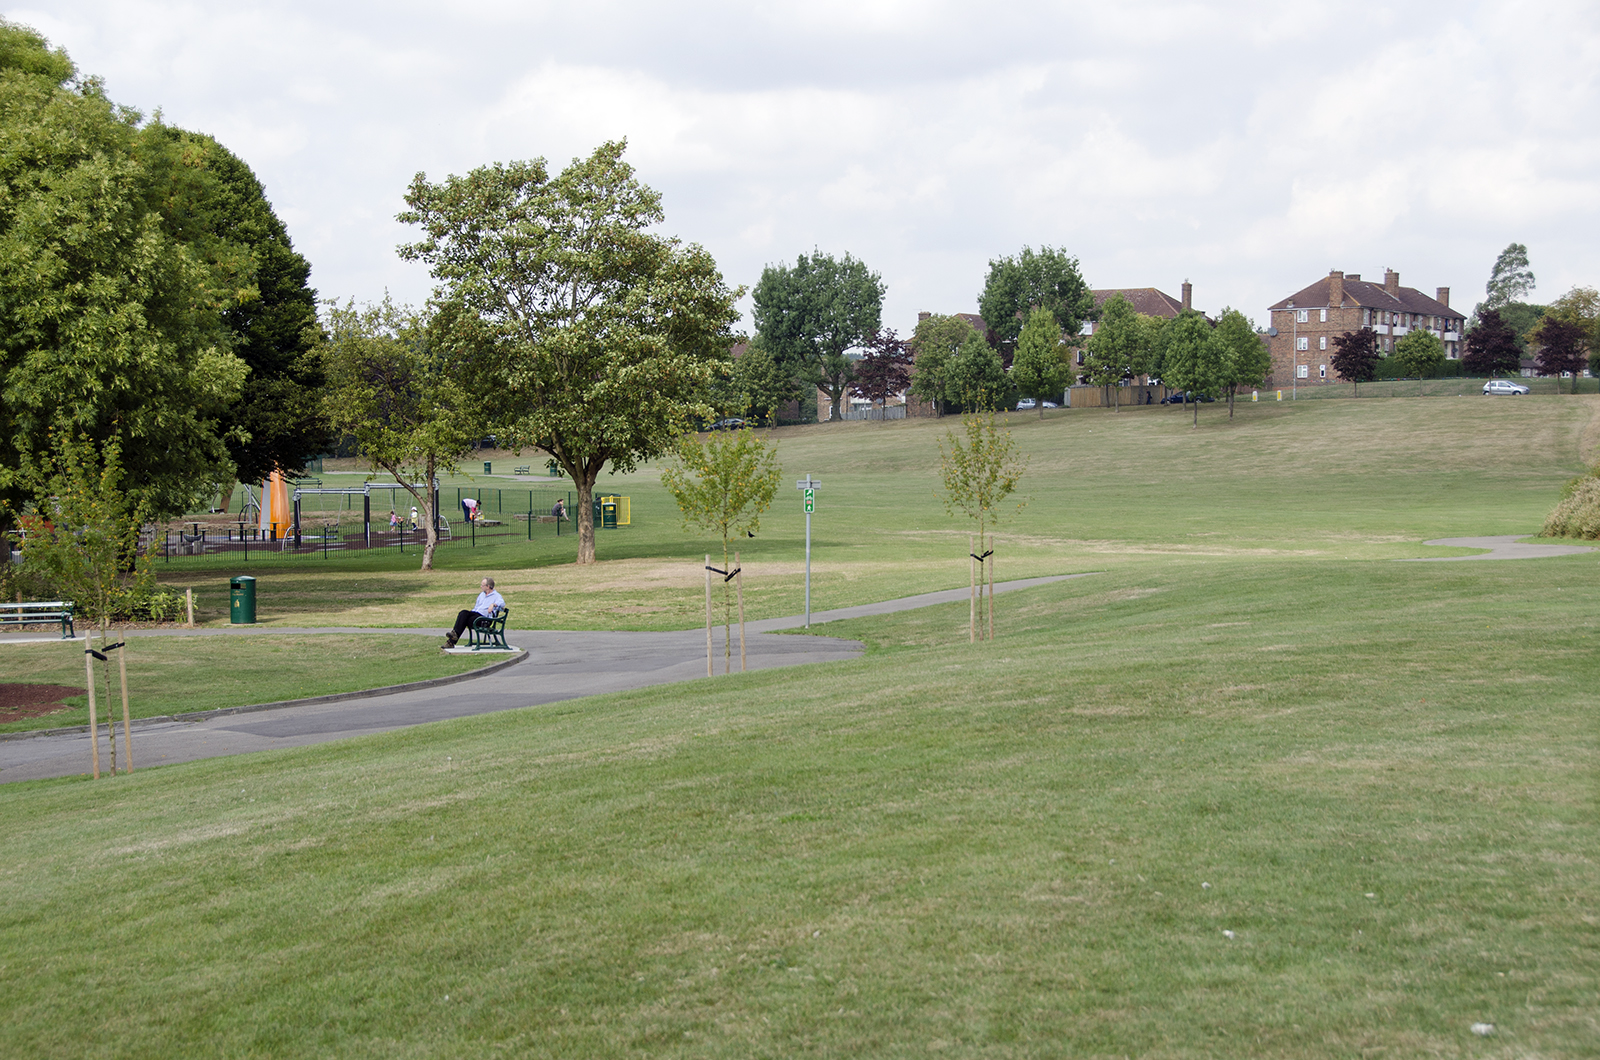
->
[389,509,398,531]
[410,506,419,530]
[552,498,566,522]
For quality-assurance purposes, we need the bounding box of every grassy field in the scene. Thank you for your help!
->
[0,635,495,733]
[2,394,1597,1057]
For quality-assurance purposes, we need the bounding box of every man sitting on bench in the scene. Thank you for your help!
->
[445,577,505,648]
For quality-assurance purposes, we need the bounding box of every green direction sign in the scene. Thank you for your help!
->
[803,488,814,513]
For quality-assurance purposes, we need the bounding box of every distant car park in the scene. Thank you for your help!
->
[1482,380,1529,395]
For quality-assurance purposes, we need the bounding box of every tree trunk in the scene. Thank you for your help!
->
[1193,399,1199,428]
[574,472,597,564]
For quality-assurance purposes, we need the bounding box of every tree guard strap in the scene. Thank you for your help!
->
[970,550,993,561]
[705,565,742,582]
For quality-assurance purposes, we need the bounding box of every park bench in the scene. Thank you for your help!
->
[0,600,76,638]
[513,465,531,475]
[466,606,511,651]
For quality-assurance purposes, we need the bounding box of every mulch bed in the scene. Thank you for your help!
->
[0,684,84,723]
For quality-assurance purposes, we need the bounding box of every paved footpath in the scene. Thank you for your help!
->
[0,574,1090,783]
[1403,535,1595,561]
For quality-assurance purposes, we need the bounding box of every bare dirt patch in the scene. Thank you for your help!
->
[0,683,83,723]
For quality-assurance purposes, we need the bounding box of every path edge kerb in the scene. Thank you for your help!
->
[0,649,528,742]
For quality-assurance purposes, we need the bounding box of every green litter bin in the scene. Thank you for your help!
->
[601,499,618,530]
[483,460,492,475]
[230,575,257,624]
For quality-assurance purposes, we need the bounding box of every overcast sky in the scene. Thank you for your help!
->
[10,1,1598,333]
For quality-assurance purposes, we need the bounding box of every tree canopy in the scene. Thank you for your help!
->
[1462,309,1523,377]
[399,141,742,564]
[1484,242,1535,310]
[751,250,884,423]
[320,299,480,570]
[1393,327,1446,379]
[1330,329,1380,393]
[1212,308,1270,417]
[0,19,325,545]
[977,246,1093,355]
[1532,317,1588,393]
[944,333,1009,412]
[1082,296,1141,411]
[1010,309,1070,415]
[908,314,978,416]
[1160,310,1220,425]
[849,328,913,409]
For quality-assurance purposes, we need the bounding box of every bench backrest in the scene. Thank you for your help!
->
[0,601,73,612]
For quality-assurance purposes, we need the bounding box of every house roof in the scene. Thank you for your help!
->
[1270,274,1458,318]
[1092,288,1185,319]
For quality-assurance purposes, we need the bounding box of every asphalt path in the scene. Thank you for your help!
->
[0,574,1090,783]
[1403,535,1595,561]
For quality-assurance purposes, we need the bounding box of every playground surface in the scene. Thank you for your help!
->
[0,575,1087,783]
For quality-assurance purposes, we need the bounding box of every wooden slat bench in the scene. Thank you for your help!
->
[0,600,76,638]
[466,606,510,650]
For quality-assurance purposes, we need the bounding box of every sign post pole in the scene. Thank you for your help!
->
[796,475,820,629]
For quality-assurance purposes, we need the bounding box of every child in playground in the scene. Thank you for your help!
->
[389,509,398,531]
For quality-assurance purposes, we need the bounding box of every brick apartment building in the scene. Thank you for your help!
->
[1266,269,1465,387]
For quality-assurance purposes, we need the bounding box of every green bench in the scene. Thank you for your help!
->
[0,600,76,638]
[466,606,511,651]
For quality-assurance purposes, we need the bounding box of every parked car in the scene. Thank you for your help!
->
[706,417,747,430]
[1041,401,1058,409]
[1015,398,1037,410]
[1160,391,1214,404]
[1483,379,1530,396]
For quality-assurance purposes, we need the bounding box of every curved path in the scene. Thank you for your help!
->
[1402,535,1595,561]
[0,574,1090,783]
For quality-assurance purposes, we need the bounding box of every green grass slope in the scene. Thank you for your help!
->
[2,396,1597,1058]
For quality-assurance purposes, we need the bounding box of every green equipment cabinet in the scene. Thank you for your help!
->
[230,575,257,624]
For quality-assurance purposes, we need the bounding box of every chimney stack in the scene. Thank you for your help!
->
[1436,287,1450,307]
[1385,269,1400,296]
[1329,270,1344,308]
[1181,280,1192,312]
[918,311,931,322]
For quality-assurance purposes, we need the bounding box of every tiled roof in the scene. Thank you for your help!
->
[1270,275,1458,318]
[1093,288,1185,318]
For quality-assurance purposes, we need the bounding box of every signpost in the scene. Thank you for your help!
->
[797,475,820,628]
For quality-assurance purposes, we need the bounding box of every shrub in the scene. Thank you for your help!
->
[1543,470,1600,538]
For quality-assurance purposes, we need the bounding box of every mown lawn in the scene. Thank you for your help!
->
[1,394,1596,1057]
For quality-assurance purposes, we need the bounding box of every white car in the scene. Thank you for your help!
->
[1015,398,1037,410]
[1483,380,1530,395]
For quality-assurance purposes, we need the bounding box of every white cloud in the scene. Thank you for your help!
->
[7,0,1599,322]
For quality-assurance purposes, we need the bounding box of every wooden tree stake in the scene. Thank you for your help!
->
[84,640,99,780]
[969,533,976,644]
[118,627,133,772]
[736,550,745,673]
[705,554,713,677]
[185,588,194,627]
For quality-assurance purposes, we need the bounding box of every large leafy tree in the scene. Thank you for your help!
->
[908,314,978,416]
[751,250,883,422]
[1082,296,1141,411]
[1010,309,1070,416]
[849,328,913,410]
[1532,317,1588,393]
[399,141,742,565]
[168,131,331,486]
[1484,242,1535,310]
[944,333,1009,411]
[977,246,1093,358]
[1462,309,1523,378]
[1161,310,1221,426]
[1535,287,1600,379]
[712,339,795,426]
[0,20,250,530]
[1213,308,1270,418]
[1330,329,1380,394]
[320,299,480,571]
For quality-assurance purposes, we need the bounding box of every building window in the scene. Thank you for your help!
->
[1296,337,1309,351]
[1362,309,1371,325]
[1319,336,1327,350]
[1319,309,1327,322]
[1296,310,1309,323]
[1319,364,1327,378]
[1296,364,1309,379]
